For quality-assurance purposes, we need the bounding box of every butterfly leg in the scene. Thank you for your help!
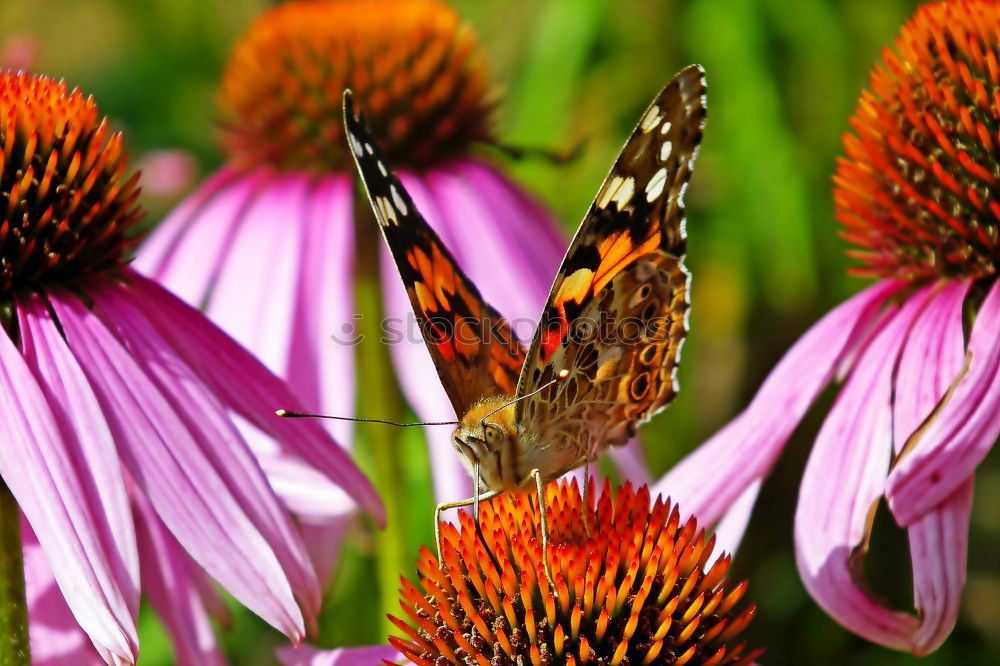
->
[529,468,557,593]
[581,461,593,538]
[434,490,501,566]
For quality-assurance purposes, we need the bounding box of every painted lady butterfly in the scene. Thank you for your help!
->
[344,66,706,571]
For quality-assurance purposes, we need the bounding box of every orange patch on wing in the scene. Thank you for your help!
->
[592,229,661,295]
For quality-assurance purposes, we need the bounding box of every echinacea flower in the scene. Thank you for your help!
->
[279,480,764,666]
[0,71,381,665]
[135,0,646,533]
[654,0,1000,654]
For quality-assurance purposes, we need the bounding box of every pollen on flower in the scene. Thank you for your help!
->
[0,71,142,294]
[834,0,1000,282]
[219,0,494,172]
[389,480,764,666]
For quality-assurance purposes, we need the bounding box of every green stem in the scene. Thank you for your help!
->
[354,198,410,639]
[0,479,29,666]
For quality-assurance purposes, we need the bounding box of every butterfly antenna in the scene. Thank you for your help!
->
[479,369,569,432]
[275,409,458,427]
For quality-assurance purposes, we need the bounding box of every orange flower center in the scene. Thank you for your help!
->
[835,0,1000,282]
[219,0,494,173]
[391,481,764,666]
[0,72,141,295]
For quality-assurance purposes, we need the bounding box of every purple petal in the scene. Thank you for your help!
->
[23,524,107,666]
[276,645,405,666]
[134,168,269,305]
[0,300,138,663]
[120,270,384,526]
[17,295,140,613]
[47,286,308,640]
[652,280,901,525]
[711,479,761,556]
[888,279,1000,525]
[87,279,323,618]
[906,481,972,654]
[131,490,226,666]
[203,173,310,375]
[795,287,931,651]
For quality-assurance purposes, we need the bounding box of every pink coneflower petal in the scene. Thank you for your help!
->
[23,525,106,666]
[794,289,923,650]
[134,168,265,306]
[796,282,970,654]
[44,285,310,640]
[123,271,384,525]
[276,644,404,666]
[205,173,309,373]
[888,280,1000,526]
[131,492,226,666]
[0,305,138,664]
[653,279,901,525]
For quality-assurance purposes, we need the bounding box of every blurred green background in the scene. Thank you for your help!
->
[2,0,997,664]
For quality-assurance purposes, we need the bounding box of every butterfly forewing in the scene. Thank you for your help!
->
[343,91,525,416]
[515,66,707,462]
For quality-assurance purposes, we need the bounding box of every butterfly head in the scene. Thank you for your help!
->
[452,395,522,491]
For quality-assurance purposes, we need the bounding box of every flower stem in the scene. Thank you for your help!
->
[354,196,411,639]
[0,479,30,666]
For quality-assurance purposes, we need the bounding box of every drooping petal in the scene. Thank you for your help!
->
[795,286,934,652]
[251,174,358,531]
[22,523,106,666]
[121,270,385,526]
[203,173,310,376]
[276,645,404,666]
[889,279,972,654]
[134,168,271,305]
[87,279,325,616]
[888,279,1000,525]
[653,279,901,525]
[0,302,137,664]
[711,479,761,556]
[17,295,140,617]
[47,286,308,640]
[130,489,226,666]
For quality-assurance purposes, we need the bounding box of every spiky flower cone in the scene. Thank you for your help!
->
[219,0,493,172]
[391,481,763,666]
[835,0,1000,281]
[0,72,141,294]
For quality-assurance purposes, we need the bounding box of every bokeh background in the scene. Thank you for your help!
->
[1,0,997,664]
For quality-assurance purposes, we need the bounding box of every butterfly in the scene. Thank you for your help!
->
[343,65,706,577]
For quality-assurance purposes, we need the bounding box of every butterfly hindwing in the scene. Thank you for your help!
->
[343,91,525,416]
[516,66,707,459]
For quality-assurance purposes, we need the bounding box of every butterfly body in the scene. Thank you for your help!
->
[344,65,706,498]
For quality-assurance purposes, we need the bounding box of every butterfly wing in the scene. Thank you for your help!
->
[343,91,525,416]
[516,66,706,464]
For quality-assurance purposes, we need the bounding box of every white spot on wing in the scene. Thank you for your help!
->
[377,161,387,176]
[364,143,374,155]
[659,120,672,135]
[645,167,668,202]
[659,140,673,162]
[597,174,635,210]
[640,105,662,132]
[348,133,363,157]
[390,184,408,215]
[375,196,398,226]
[610,176,635,210]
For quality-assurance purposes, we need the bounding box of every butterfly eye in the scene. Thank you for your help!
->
[484,423,503,444]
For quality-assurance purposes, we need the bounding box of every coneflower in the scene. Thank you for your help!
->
[0,71,381,666]
[655,0,999,654]
[280,481,764,666]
